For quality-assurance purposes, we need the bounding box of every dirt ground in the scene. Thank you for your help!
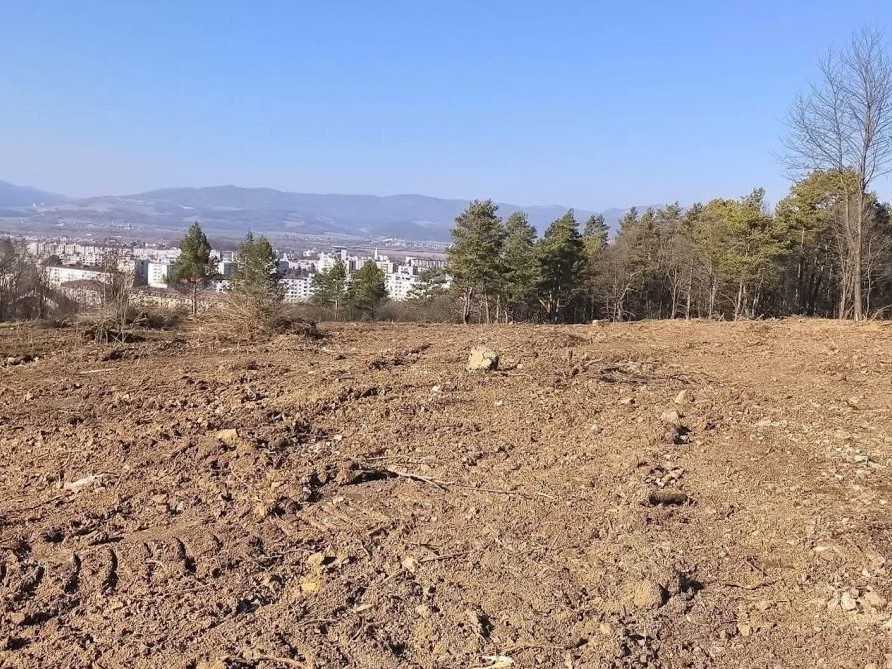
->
[1,319,891,669]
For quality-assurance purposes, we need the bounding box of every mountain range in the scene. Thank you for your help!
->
[0,180,639,242]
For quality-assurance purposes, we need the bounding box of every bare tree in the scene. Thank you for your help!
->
[786,29,892,320]
[95,249,135,341]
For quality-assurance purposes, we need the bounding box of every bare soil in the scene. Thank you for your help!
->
[1,319,891,668]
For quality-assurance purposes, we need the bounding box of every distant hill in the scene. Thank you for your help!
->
[110,186,602,240]
[0,180,67,208]
[4,182,648,242]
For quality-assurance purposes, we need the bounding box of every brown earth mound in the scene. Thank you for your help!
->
[1,319,890,668]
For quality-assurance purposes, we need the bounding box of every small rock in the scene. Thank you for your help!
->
[215,428,240,446]
[415,604,431,619]
[335,460,357,485]
[647,490,689,506]
[63,474,104,493]
[306,552,329,569]
[663,425,691,445]
[673,390,688,404]
[840,591,858,611]
[737,623,752,637]
[466,348,499,372]
[253,500,273,519]
[626,579,666,610]
[300,576,321,594]
[660,409,682,424]
[863,590,887,610]
[652,566,684,596]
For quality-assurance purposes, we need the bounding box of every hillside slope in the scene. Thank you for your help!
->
[0,319,889,667]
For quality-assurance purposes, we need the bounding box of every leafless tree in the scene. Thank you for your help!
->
[0,239,54,321]
[786,29,892,320]
[97,249,135,338]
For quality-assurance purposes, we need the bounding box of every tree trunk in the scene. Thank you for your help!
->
[734,278,744,320]
[853,190,864,320]
[462,287,472,324]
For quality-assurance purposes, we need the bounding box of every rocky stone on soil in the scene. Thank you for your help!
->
[467,347,499,372]
[214,428,240,446]
[663,425,691,445]
[647,489,689,506]
[840,590,858,611]
[625,579,667,610]
[862,590,887,610]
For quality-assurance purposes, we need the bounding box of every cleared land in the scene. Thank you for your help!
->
[0,320,891,668]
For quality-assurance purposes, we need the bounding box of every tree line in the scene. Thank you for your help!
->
[439,29,892,323]
[440,182,889,323]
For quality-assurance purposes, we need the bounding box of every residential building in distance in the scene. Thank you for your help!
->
[147,261,173,288]
[282,275,315,303]
[29,237,449,305]
[46,265,110,286]
[217,260,236,279]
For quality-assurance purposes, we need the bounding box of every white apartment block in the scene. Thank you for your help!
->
[385,269,421,301]
[282,275,316,303]
[147,261,173,288]
[218,260,236,279]
[45,265,110,287]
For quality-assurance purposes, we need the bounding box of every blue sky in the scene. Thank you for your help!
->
[2,1,891,210]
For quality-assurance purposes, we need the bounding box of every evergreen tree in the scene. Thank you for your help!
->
[447,199,506,323]
[582,214,609,254]
[536,210,584,322]
[696,189,788,319]
[500,212,539,320]
[311,259,348,318]
[347,261,387,318]
[233,233,283,303]
[171,222,217,315]
[776,170,891,317]
[407,267,450,302]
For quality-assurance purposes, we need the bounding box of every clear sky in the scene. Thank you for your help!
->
[2,1,891,210]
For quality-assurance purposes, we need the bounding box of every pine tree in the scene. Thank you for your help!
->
[536,210,584,321]
[233,233,281,297]
[311,259,348,318]
[171,222,217,315]
[347,261,387,318]
[582,214,609,254]
[501,212,539,321]
[581,214,610,320]
[447,200,506,323]
[696,189,788,319]
[228,233,283,332]
[407,267,450,302]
